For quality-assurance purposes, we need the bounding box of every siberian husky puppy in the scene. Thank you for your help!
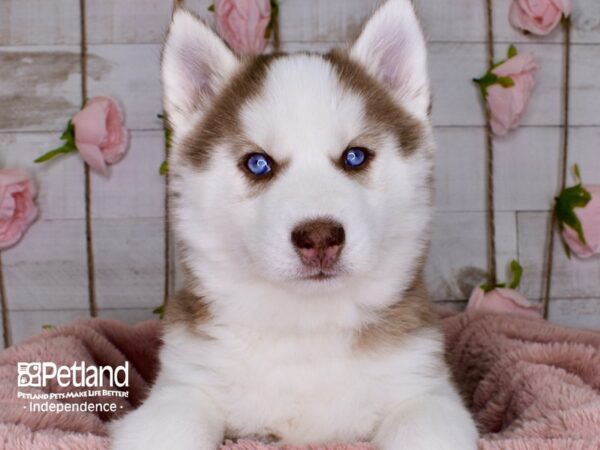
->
[111,0,478,448]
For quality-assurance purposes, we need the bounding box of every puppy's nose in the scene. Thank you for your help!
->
[291,219,345,269]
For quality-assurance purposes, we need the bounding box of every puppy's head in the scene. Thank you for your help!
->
[163,0,434,309]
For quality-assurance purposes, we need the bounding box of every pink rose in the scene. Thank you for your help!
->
[72,96,128,176]
[0,169,39,250]
[561,185,600,258]
[215,0,271,55]
[467,286,543,319]
[487,53,537,136]
[509,0,572,36]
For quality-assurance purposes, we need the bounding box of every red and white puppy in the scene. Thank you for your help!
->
[111,1,478,448]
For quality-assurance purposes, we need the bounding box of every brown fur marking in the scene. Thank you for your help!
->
[354,273,440,350]
[181,55,278,170]
[324,49,425,157]
[164,290,212,333]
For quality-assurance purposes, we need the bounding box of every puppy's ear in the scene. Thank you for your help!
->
[162,9,239,136]
[350,0,430,119]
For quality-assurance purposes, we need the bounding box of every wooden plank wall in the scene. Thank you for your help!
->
[0,0,599,345]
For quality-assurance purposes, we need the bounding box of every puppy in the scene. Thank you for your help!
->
[111,0,478,448]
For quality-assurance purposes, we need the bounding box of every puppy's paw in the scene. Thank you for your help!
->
[373,395,478,450]
[110,403,222,450]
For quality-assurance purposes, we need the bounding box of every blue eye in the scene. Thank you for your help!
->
[245,153,272,176]
[343,147,368,169]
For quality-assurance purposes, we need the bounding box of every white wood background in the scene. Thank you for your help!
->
[1,0,599,346]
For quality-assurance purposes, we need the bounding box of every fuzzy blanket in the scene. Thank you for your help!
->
[0,312,599,449]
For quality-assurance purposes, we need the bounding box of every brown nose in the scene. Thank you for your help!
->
[291,219,345,269]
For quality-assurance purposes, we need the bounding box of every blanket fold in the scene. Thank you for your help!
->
[444,313,600,449]
[0,312,598,449]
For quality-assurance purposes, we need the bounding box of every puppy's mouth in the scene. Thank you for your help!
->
[304,271,337,281]
[299,267,345,282]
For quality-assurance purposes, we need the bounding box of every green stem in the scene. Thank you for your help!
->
[34,143,76,163]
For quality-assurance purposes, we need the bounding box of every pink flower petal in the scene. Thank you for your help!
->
[509,0,570,35]
[467,287,543,319]
[102,125,129,165]
[487,86,513,136]
[0,169,39,251]
[552,0,572,16]
[0,169,34,188]
[77,142,108,176]
[72,96,128,175]
[73,100,109,147]
[215,0,271,55]
[492,53,537,78]
[486,52,537,136]
[562,226,594,258]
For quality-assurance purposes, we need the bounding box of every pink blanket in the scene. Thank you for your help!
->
[0,312,599,449]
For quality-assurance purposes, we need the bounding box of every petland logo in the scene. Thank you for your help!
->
[18,361,129,388]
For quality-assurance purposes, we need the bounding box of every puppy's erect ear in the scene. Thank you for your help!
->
[350,0,430,119]
[162,9,239,136]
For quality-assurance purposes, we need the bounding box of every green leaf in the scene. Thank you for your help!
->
[164,128,172,150]
[480,282,506,293]
[480,259,524,293]
[207,4,215,12]
[473,71,515,99]
[473,72,498,87]
[271,0,280,15]
[562,185,592,209]
[473,71,515,98]
[480,283,495,293]
[497,76,515,88]
[34,144,76,163]
[35,120,76,163]
[558,207,586,244]
[59,120,72,140]
[573,163,582,183]
[42,324,55,330]
[560,236,572,259]
[159,160,168,176]
[158,112,172,150]
[555,184,592,246]
[59,120,76,149]
[265,0,280,39]
[508,260,523,289]
[473,72,498,98]
[153,304,165,319]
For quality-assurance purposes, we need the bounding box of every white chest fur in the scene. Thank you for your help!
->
[160,324,446,445]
